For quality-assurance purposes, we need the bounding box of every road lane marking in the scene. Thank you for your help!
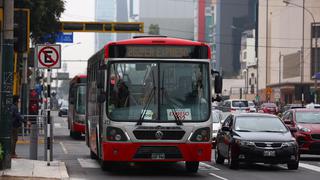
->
[77,158,100,168]
[209,173,229,180]
[299,163,320,172]
[200,162,220,170]
[60,142,68,154]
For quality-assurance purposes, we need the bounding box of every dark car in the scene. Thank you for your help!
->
[259,103,279,115]
[282,109,320,154]
[58,104,68,117]
[215,113,299,170]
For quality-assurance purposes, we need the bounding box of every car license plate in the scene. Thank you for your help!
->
[263,150,275,157]
[151,153,165,159]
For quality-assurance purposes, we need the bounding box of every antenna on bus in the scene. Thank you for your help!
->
[133,35,167,39]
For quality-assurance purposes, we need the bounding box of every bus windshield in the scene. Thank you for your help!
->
[76,85,86,114]
[107,61,210,122]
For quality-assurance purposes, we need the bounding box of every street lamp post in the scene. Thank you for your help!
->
[283,0,317,103]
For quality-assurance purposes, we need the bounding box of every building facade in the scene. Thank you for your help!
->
[139,0,194,40]
[215,0,258,78]
[257,0,320,104]
[95,0,130,51]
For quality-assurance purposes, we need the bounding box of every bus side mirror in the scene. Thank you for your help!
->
[97,70,104,89]
[214,75,223,94]
[98,92,106,103]
[69,97,75,104]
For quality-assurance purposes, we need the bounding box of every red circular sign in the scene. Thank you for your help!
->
[38,46,60,67]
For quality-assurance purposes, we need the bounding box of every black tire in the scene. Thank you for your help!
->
[287,157,299,170]
[90,150,98,160]
[227,147,239,169]
[101,161,113,171]
[185,161,199,173]
[58,112,62,117]
[70,130,81,139]
[215,147,225,164]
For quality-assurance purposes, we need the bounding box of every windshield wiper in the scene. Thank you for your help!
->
[137,70,156,126]
[236,129,251,132]
[257,130,284,133]
[161,71,183,125]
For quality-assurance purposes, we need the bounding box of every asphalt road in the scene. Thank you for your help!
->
[16,111,320,180]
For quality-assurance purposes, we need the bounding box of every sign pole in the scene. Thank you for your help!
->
[46,69,52,166]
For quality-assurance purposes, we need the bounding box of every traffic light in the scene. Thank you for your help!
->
[14,9,30,52]
[29,89,39,117]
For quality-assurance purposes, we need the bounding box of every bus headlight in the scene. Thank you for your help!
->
[190,127,210,142]
[106,127,128,141]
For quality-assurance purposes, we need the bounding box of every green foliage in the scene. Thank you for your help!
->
[0,143,4,161]
[15,0,65,44]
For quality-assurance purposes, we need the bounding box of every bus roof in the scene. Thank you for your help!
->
[70,75,87,84]
[102,37,211,59]
[104,37,208,47]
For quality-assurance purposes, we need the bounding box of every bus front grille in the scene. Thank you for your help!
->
[133,146,183,159]
[133,130,185,140]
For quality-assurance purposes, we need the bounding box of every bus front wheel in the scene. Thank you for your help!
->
[185,161,199,173]
[101,161,113,171]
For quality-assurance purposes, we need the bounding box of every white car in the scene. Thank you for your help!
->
[211,109,225,148]
[305,103,320,109]
[248,101,257,112]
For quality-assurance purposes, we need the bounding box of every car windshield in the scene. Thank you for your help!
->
[235,116,287,132]
[248,102,254,106]
[107,61,210,122]
[75,85,86,114]
[232,101,248,107]
[296,111,320,124]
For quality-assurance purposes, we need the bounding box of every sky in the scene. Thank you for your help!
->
[59,0,95,78]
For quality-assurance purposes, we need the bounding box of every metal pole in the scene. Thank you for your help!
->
[315,23,318,103]
[29,121,38,160]
[279,52,282,104]
[0,0,14,170]
[46,69,52,166]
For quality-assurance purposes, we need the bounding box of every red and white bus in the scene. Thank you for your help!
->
[68,75,87,138]
[86,36,222,172]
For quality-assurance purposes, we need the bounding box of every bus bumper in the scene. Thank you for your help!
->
[72,122,85,134]
[101,142,212,162]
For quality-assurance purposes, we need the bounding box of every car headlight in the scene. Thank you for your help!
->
[282,141,297,147]
[235,139,255,146]
[298,125,311,132]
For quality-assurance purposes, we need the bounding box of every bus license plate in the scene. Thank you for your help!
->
[264,150,275,157]
[151,153,165,160]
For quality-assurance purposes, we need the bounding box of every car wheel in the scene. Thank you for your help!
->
[185,161,199,173]
[215,146,225,164]
[287,156,299,170]
[227,147,239,169]
[58,112,62,117]
[101,160,113,171]
[90,150,98,160]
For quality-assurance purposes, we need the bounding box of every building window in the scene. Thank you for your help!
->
[243,52,247,60]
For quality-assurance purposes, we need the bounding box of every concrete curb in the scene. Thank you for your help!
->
[0,159,69,180]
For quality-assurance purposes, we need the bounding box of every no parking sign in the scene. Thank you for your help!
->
[36,44,61,69]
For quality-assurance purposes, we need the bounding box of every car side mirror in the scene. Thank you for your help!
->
[221,126,230,131]
[289,127,297,133]
[284,119,292,125]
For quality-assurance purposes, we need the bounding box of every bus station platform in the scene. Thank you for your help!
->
[0,158,69,179]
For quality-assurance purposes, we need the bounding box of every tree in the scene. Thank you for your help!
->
[148,24,160,35]
[15,0,65,44]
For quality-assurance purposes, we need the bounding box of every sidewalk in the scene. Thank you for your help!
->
[0,158,69,180]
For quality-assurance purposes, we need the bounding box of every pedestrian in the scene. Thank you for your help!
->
[10,96,25,158]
